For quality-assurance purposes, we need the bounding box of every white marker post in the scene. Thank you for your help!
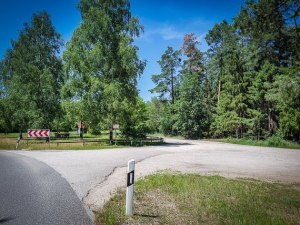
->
[126,159,135,215]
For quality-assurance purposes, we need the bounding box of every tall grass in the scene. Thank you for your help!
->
[95,173,300,225]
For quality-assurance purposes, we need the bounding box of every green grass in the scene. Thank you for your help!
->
[150,132,300,149]
[222,137,300,149]
[0,132,164,150]
[95,173,300,225]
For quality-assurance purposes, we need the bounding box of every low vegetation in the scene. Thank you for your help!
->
[95,173,300,225]
[2,131,300,150]
[0,132,164,150]
[222,136,300,149]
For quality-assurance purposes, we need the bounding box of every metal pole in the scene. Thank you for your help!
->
[126,159,135,215]
[27,130,28,148]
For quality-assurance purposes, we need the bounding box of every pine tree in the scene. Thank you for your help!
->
[267,65,300,141]
[175,33,205,139]
[149,46,181,134]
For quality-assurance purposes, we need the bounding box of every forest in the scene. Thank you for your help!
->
[0,0,299,142]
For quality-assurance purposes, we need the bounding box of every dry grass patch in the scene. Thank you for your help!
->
[130,190,189,225]
[0,137,19,150]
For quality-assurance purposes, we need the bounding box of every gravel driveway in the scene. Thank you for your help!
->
[11,138,300,212]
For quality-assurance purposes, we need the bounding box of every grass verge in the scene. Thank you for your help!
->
[222,137,300,149]
[0,133,164,150]
[150,132,300,149]
[95,173,300,225]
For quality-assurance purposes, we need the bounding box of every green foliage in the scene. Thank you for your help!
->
[204,0,300,141]
[0,0,299,142]
[223,135,300,149]
[62,0,146,135]
[149,3,299,141]
[149,46,181,135]
[120,97,150,139]
[0,97,13,133]
[266,130,286,147]
[0,11,64,131]
[267,65,300,140]
[149,46,181,102]
[174,33,206,139]
[147,97,172,135]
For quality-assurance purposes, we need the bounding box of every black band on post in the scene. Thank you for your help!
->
[127,170,134,187]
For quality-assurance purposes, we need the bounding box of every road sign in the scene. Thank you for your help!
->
[113,124,119,129]
[27,129,50,138]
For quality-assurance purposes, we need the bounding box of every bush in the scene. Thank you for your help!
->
[120,123,150,139]
[266,129,285,147]
[266,135,286,147]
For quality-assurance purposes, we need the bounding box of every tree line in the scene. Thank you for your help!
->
[0,0,299,141]
[148,0,300,141]
[0,0,148,138]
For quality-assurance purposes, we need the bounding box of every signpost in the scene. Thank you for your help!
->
[126,159,135,215]
[113,124,119,145]
[27,129,50,148]
[27,129,50,138]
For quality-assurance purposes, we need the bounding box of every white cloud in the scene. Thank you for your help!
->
[158,27,184,40]
[135,17,212,53]
[137,25,185,42]
[198,32,207,41]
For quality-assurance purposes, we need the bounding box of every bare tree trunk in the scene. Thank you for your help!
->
[217,54,223,106]
[171,68,175,135]
[217,80,222,104]
[19,128,23,140]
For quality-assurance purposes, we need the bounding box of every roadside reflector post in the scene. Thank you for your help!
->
[16,136,21,149]
[126,159,135,215]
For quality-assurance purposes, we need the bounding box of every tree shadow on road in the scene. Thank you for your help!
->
[164,142,193,147]
[0,216,14,224]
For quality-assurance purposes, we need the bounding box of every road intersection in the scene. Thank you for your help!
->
[2,138,300,223]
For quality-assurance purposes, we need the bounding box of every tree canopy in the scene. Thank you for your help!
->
[149,0,300,141]
[0,11,64,132]
[62,0,146,136]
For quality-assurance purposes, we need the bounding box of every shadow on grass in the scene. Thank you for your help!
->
[134,213,160,218]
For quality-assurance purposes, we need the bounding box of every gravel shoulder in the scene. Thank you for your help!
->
[10,138,300,213]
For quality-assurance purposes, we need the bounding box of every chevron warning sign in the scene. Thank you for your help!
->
[27,129,50,138]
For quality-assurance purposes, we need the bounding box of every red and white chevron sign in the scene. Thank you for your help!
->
[27,129,50,137]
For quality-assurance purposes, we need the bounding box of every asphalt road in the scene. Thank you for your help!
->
[4,138,300,219]
[0,152,92,225]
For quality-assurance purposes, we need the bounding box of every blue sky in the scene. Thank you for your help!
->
[0,0,246,102]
